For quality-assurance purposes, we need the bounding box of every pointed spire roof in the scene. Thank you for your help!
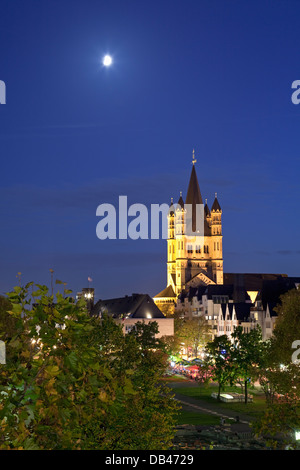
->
[185,151,210,234]
[169,197,174,216]
[185,160,203,206]
[204,198,211,217]
[211,193,221,212]
[177,191,184,209]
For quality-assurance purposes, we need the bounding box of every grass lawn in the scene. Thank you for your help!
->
[176,410,220,426]
[170,384,267,420]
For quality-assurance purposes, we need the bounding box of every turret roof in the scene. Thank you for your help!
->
[177,192,185,209]
[204,200,211,217]
[211,194,221,212]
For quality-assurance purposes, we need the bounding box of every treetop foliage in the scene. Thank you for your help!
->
[0,283,179,450]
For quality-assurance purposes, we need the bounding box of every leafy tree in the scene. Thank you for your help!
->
[160,334,182,361]
[176,317,212,358]
[252,385,300,449]
[256,339,278,405]
[83,319,179,450]
[0,295,16,341]
[204,335,236,400]
[0,282,179,450]
[230,326,264,404]
[272,287,300,365]
[127,320,161,350]
[157,302,175,317]
[253,289,300,447]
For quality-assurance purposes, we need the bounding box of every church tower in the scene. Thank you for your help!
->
[154,151,224,306]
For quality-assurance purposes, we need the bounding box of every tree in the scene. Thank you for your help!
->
[252,289,300,447]
[256,339,278,405]
[176,317,212,358]
[157,302,175,317]
[0,295,16,341]
[271,287,300,365]
[204,335,236,400]
[0,282,179,450]
[160,334,182,361]
[83,319,179,450]
[231,326,264,404]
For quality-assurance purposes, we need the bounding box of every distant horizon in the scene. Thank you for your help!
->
[1,0,300,299]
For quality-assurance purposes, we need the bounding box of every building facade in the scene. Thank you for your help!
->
[154,154,300,344]
[154,152,223,306]
[175,274,300,341]
[89,293,174,338]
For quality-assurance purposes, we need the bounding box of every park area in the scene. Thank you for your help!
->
[163,371,274,450]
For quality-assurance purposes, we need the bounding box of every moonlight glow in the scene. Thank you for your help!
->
[103,55,112,67]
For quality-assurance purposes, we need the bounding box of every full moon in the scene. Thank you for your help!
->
[103,55,112,67]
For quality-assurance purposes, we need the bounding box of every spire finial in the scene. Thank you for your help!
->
[192,149,197,165]
[180,191,182,197]
[215,192,217,198]
[205,198,207,205]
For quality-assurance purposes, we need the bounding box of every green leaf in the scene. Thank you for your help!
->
[124,377,136,395]
[103,368,113,380]
[65,351,78,371]
[45,365,60,377]
[24,406,35,426]
[11,303,23,314]
[64,289,73,295]
[9,338,21,349]
[23,437,40,450]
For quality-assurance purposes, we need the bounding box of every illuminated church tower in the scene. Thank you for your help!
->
[154,151,223,306]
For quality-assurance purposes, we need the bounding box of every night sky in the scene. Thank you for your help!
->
[1,0,300,301]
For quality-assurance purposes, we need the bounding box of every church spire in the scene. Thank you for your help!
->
[185,151,203,206]
[185,151,205,233]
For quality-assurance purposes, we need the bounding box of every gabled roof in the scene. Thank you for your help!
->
[220,303,233,319]
[92,294,165,319]
[233,302,252,321]
[154,285,176,299]
[185,271,216,288]
[219,302,251,321]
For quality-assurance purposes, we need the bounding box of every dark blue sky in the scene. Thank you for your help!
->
[1,0,300,300]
